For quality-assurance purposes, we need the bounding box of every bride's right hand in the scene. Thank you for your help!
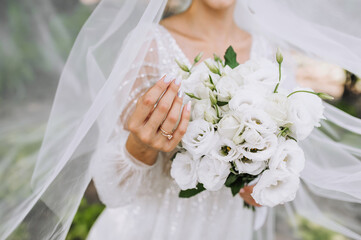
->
[125,75,191,165]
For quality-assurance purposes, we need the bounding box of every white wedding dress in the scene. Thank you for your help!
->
[87,25,280,240]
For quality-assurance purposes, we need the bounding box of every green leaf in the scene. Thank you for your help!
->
[170,152,179,162]
[224,46,239,69]
[217,101,228,106]
[209,75,214,85]
[225,172,239,187]
[179,183,206,198]
[230,180,245,196]
[185,92,201,100]
[226,173,259,196]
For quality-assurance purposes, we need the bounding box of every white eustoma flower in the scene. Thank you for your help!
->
[269,139,305,174]
[237,130,278,162]
[192,99,218,123]
[182,77,211,100]
[198,155,230,191]
[215,75,239,102]
[228,89,264,112]
[170,152,200,190]
[181,63,210,100]
[241,58,279,88]
[182,119,218,158]
[219,104,231,117]
[234,156,266,175]
[210,137,241,162]
[251,169,300,207]
[239,108,278,135]
[223,64,247,86]
[217,112,243,140]
[264,93,290,127]
[287,88,325,140]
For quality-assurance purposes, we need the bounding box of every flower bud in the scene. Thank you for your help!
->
[317,92,334,100]
[276,48,283,64]
[203,81,215,91]
[205,60,221,75]
[213,53,222,63]
[209,91,218,106]
[194,52,203,63]
[175,59,190,72]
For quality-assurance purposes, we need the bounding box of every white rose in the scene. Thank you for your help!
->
[192,99,218,123]
[170,152,200,190]
[264,93,290,127]
[198,155,230,191]
[210,137,241,162]
[287,88,325,140]
[217,112,243,140]
[215,75,239,102]
[234,156,266,175]
[251,169,300,207]
[269,139,305,174]
[237,130,278,162]
[182,119,218,158]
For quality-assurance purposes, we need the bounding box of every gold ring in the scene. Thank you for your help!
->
[160,127,173,140]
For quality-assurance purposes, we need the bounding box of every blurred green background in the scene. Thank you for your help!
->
[0,0,360,239]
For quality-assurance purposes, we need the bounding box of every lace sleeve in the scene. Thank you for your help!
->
[91,33,167,208]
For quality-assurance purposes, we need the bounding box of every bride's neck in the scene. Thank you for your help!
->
[183,1,237,41]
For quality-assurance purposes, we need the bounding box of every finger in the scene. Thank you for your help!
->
[163,101,191,151]
[240,186,262,207]
[152,100,191,152]
[159,90,184,133]
[145,78,181,132]
[130,74,175,127]
[243,195,261,207]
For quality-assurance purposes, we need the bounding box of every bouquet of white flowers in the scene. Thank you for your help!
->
[170,47,333,208]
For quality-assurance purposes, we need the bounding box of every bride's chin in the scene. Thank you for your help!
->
[199,0,236,10]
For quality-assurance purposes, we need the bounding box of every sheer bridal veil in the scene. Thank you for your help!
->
[1,0,361,239]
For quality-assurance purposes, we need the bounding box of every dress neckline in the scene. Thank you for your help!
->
[157,24,256,66]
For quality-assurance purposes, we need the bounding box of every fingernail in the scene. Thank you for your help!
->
[240,188,245,193]
[178,90,183,98]
[163,74,173,83]
[175,77,182,85]
[186,101,191,111]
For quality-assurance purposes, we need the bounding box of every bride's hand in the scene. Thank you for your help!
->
[239,185,262,207]
[125,75,191,165]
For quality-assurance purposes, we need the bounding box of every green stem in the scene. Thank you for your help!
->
[287,90,318,98]
[273,62,282,93]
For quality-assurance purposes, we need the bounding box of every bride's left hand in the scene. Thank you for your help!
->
[239,185,262,207]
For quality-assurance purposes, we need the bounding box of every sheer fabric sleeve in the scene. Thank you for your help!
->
[91,34,168,208]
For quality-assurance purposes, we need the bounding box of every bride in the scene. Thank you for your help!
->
[89,0,260,239]
[1,0,361,239]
